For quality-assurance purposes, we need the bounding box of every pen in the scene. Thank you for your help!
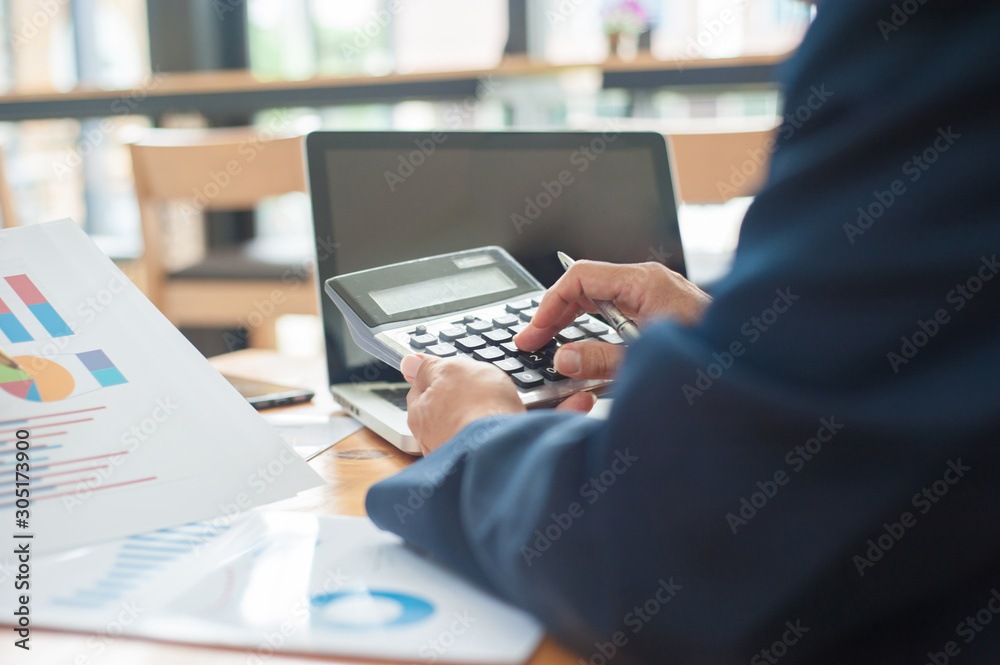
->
[0,348,22,371]
[557,251,641,345]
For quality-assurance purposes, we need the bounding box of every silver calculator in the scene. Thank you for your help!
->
[324,246,620,408]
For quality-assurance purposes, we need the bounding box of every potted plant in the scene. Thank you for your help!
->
[603,0,649,60]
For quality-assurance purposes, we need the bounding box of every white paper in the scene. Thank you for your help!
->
[0,220,323,554]
[263,413,364,460]
[0,513,544,664]
[0,520,232,633]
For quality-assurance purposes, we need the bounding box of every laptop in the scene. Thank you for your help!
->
[306,130,685,454]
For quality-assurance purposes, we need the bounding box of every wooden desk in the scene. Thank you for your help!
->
[16,349,577,665]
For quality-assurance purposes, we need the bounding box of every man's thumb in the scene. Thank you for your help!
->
[554,342,625,380]
[401,353,430,384]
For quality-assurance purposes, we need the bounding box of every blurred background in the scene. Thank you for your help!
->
[0,0,812,356]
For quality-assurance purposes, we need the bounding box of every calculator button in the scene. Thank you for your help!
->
[499,341,521,356]
[599,332,624,345]
[510,323,528,335]
[454,336,486,352]
[541,366,568,381]
[518,352,548,369]
[414,324,428,335]
[483,329,513,345]
[492,314,519,328]
[473,346,505,363]
[463,314,477,323]
[466,320,493,335]
[578,320,610,336]
[574,315,591,325]
[518,307,538,322]
[439,326,467,342]
[556,327,587,344]
[425,343,457,357]
[409,333,437,349]
[530,297,542,307]
[494,358,524,374]
[505,299,532,313]
[511,370,545,389]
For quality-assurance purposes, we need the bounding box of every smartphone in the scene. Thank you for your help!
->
[223,374,315,410]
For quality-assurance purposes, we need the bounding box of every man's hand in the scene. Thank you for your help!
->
[400,354,596,455]
[515,260,711,380]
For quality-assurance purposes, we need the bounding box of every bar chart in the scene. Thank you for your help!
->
[0,406,157,510]
[0,272,74,343]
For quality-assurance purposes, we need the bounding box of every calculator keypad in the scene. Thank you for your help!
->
[454,335,486,353]
[518,352,548,369]
[511,370,545,389]
[498,341,521,356]
[555,326,587,344]
[473,346,505,363]
[466,320,494,335]
[541,366,567,381]
[385,293,618,403]
[425,342,457,357]
[482,329,513,344]
[578,320,610,337]
[439,326,467,342]
[494,357,524,374]
[409,333,437,349]
[600,332,624,345]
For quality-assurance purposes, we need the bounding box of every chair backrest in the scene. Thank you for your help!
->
[128,127,307,305]
[667,129,776,205]
[0,145,19,228]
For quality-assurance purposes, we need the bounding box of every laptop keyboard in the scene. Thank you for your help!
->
[373,387,410,411]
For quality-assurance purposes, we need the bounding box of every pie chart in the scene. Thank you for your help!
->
[0,355,75,402]
[310,590,435,630]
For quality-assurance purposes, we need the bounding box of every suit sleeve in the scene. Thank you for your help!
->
[367,3,1000,663]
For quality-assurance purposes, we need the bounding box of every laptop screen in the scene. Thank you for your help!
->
[307,131,685,383]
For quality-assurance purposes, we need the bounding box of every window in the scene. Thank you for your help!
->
[248,0,508,77]
[533,0,810,63]
[0,0,150,243]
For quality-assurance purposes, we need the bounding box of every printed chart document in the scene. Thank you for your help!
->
[0,220,323,554]
[0,513,544,664]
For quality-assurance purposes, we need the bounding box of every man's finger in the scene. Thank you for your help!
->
[553,341,626,380]
[400,354,425,383]
[515,319,575,352]
[532,261,641,331]
[401,353,442,391]
[517,260,641,351]
[405,384,420,411]
[554,391,597,413]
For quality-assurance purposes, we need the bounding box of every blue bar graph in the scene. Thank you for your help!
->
[0,296,32,343]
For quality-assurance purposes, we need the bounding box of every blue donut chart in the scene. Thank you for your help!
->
[310,590,435,629]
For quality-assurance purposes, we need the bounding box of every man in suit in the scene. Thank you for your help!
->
[367,2,1000,662]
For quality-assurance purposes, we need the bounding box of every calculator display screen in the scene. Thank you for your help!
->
[328,246,539,328]
[370,266,516,316]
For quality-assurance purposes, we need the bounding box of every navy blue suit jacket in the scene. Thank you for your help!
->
[368,2,1000,663]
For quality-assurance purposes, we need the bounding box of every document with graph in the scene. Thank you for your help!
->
[0,513,543,664]
[0,220,323,554]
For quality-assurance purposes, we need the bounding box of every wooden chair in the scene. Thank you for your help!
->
[0,145,19,228]
[667,129,776,204]
[128,128,318,349]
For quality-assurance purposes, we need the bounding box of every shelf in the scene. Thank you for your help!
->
[0,53,790,122]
